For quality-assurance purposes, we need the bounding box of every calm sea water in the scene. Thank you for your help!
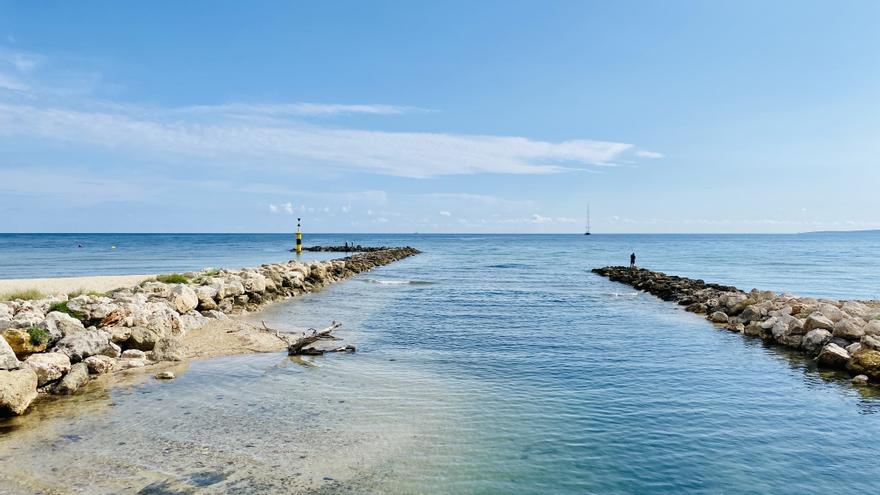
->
[2,233,880,494]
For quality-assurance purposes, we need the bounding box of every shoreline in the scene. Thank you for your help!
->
[1,247,420,416]
[593,266,880,383]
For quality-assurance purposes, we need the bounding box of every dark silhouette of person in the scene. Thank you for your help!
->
[630,252,636,268]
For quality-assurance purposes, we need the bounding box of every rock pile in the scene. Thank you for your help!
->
[296,245,398,253]
[0,247,419,415]
[593,266,880,384]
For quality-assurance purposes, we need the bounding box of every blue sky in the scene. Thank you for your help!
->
[0,1,877,233]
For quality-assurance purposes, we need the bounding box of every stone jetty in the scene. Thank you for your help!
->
[593,266,880,383]
[0,247,419,416]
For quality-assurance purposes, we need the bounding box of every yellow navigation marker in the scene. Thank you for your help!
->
[296,217,302,254]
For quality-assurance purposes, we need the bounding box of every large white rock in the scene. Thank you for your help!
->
[804,313,834,332]
[24,352,71,386]
[42,311,86,344]
[168,285,198,314]
[0,336,20,370]
[842,301,870,319]
[52,329,117,363]
[0,368,38,415]
[241,272,267,293]
[863,320,880,336]
[832,318,866,340]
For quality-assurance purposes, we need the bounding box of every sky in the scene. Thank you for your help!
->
[0,1,878,233]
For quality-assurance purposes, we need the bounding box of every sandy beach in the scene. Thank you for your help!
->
[0,274,153,298]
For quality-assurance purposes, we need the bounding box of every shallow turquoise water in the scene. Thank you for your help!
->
[1,233,880,493]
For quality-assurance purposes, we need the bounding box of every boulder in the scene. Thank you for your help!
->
[155,371,175,380]
[852,375,869,385]
[12,311,44,329]
[117,358,146,370]
[148,337,184,362]
[207,278,227,299]
[743,322,765,337]
[178,311,207,334]
[121,349,147,360]
[817,343,850,369]
[54,362,89,395]
[709,311,728,323]
[802,329,832,355]
[41,311,86,344]
[241,272,267,293]
[861,334,880,351]
[125,326,161,351]
[804,313,834,332]
[0,368,38,415]
[195,286,218,310]
[0,336,20,370]
[169,285,198,314]
[23,352,71,386]
[832,318,865,341]
[863,320,880,336]
[2,328,47,356]
[106,325,132,344]
[201,310,229,320]
[224,280,245,297]
[816,303,844,323]
[846,348,880,380]
[84,355,115,375]
[842,301,870,319]
[140,281,171,298]
[846,342,862,356]
[52,329,117,363]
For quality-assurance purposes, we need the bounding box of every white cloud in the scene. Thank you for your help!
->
[0,102,645,178]
[269,204,279,213]
[284,202,295,215]
[439,210,452,216]
[170,102,424,117]
[635,150,664,159]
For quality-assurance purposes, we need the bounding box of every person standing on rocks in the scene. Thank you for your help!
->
[630,252,636,268]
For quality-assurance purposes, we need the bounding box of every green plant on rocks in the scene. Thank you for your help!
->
[48,301,86,321]
[26,326,49,346]
[155,273,190,284]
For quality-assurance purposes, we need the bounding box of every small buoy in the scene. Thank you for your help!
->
[111,245,116,250]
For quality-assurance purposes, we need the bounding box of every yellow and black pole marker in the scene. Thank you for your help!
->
[295,217,303,254]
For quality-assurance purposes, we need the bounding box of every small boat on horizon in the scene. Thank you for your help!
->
[584,204,591,235]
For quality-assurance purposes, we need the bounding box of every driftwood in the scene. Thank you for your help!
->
[262,320,356,356]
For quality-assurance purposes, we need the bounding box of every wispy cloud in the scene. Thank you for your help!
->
[635,150,664,159]
[171,102,426,117]
[0,102,640,178]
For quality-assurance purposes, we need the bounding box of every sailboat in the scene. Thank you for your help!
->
[584,204,591,235]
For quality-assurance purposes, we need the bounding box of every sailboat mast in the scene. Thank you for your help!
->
[586,203,591,234]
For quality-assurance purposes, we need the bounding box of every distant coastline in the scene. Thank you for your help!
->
[801,229,880,235]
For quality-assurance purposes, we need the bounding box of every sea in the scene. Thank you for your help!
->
[1,232,880,494]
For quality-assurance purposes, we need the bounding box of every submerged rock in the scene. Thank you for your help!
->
[155,371,175,380]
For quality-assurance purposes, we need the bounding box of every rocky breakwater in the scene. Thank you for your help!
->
[0,247,420,416]
[592,266,880,384]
